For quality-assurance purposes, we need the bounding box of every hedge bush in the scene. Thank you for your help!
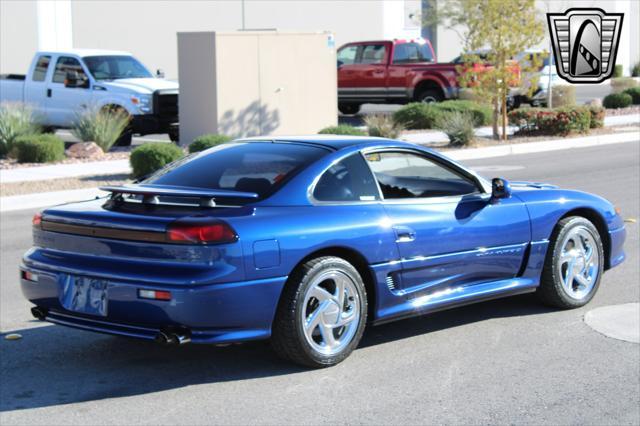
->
[188,134,232,153]
[318,125,366,136]
[623,87,640,105]
[588,106,605,129]
[13,134,65,163]
[632,62,640,77]
[435,100,492,126]
[130,143,184,179]
[613,64,623,78]
[393,100,491,130]
[603,93,632,109]
[508,106,591,136]
[610,77,638,94]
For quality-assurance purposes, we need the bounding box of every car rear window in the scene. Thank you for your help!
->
[144,142,328,200]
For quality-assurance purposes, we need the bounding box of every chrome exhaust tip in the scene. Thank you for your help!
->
[31,307,47,320]
[155,327,191,346]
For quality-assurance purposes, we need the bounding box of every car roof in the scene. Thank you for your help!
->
[37,48,133,57]
[236,135,415,150]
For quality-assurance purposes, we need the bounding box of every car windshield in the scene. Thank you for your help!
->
[143,142,328,201]
[83,55,153,80]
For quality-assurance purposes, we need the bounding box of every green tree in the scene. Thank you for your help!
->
[430,0,545,140]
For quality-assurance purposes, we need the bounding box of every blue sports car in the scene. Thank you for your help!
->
[21,136,626,367]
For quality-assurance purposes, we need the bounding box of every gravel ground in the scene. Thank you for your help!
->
[0,174,130,196]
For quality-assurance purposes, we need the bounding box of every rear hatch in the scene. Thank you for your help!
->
[29,185,258,285]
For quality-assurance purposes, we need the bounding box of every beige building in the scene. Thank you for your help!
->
[1,0,638,78]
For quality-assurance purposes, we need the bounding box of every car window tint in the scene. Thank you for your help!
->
[419,44,434,62]
[337,45,359,66]
[360,44,386,64]
[52,56,88,84]
[365,152,478,199]
[32,55,51,82]
[145,143,327,200]
[313,154,380,202]
[393,44,420,64]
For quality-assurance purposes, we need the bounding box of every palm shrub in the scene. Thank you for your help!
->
[13,134,65,163]
[437,111,475,146]
[0,103,41,157]
[189,134,232,153]
[130,143,184,179]
[71,107,130,152]
[603,93,632,109]
[364,114,405,139]
[318,125,366,136]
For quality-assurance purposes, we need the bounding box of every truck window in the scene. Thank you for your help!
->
[84,56,152,80]
[32,55,51,82]
[393,43,434,64]
[337,45,359,66]
[52,57,88,84]
[360,44,386,65]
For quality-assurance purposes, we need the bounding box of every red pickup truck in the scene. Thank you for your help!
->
[337,39,459,114]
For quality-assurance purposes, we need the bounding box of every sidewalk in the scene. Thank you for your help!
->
[0,113,638,185]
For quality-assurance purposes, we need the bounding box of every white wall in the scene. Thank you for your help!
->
[0,0,39,74]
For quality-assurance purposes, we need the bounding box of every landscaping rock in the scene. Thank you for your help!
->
[66,142,105,159]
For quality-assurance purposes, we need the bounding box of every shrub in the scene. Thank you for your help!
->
[508,108,545,133]
[71,107,130,152]
[603,93,633,109]
[318,125,366,136]
[437,111,475,146]
[13,134,64,163]
[0,103,41,157]
[130,143,184,179]
[613,64,623,78]
[436,100,492,126]
[509,106,591,135]
[610,77,638,94]
[588,106,605,129]
[632,62,640,77]
[188,134,232,153]
[551,85,576,107]
[623,87,640,105]
[392,103,442,129]
[364,114,405,139]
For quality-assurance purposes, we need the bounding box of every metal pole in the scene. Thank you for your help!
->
[548,37,553,108]
[241,0,246,30]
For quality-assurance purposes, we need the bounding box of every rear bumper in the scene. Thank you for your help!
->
[20,264,287,344]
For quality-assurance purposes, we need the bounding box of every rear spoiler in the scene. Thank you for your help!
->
[100,184,259,207]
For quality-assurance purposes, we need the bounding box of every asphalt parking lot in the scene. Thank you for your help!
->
[1,142,638,425]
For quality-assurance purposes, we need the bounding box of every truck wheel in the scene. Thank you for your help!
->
[271,256,368,368]
[168,127,179,143]
[114,129,133,147]
[338,103,361,115]
[537,216,604,309]
[416,89,443,103]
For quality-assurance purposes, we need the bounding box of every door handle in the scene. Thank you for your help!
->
[373,69,385,74]
[393,226,416,243]
[46,88,52,98]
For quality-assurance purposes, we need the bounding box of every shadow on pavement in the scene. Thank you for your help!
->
[1,293,553,412]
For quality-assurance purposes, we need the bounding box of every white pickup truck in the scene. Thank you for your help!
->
[0,49,179,145]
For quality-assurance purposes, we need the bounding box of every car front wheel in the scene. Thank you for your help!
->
[271,256,368,368]
[537,216,604,309]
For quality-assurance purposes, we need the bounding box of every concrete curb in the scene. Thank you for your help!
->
[0,130,638,213]
[0,159,130,184]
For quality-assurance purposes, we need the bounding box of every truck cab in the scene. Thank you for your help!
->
[0,49,179,145]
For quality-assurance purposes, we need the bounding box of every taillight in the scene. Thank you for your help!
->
[167,218,237,244]
[32,212,42,227]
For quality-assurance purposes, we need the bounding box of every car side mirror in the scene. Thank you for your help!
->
[156,69,165,78]
[337,60,344,69]
[491,177,512,199]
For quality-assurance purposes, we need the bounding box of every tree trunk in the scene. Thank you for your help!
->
[492,97,500,140]
[502,93,507,142]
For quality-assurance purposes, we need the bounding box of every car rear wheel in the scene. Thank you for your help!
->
[415,88,443,103]
[271,256,367,368]
[537,216,604,309]
[338,103,361,115]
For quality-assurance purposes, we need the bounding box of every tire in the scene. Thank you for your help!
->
[271,256,368,368]
[168,127,179,143]
[113,129,133,147]
[338,103,361,115]
[537,216,604,309]
[415,88,443,103]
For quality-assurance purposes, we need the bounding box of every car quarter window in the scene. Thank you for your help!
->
[364,151,479,199]
[52,56,88,84]
[337,45,359,66]
[313,154,380,202]
[360,44,386,64]
[32,55,51,81]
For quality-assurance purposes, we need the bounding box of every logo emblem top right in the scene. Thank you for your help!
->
[547,8,624,84]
